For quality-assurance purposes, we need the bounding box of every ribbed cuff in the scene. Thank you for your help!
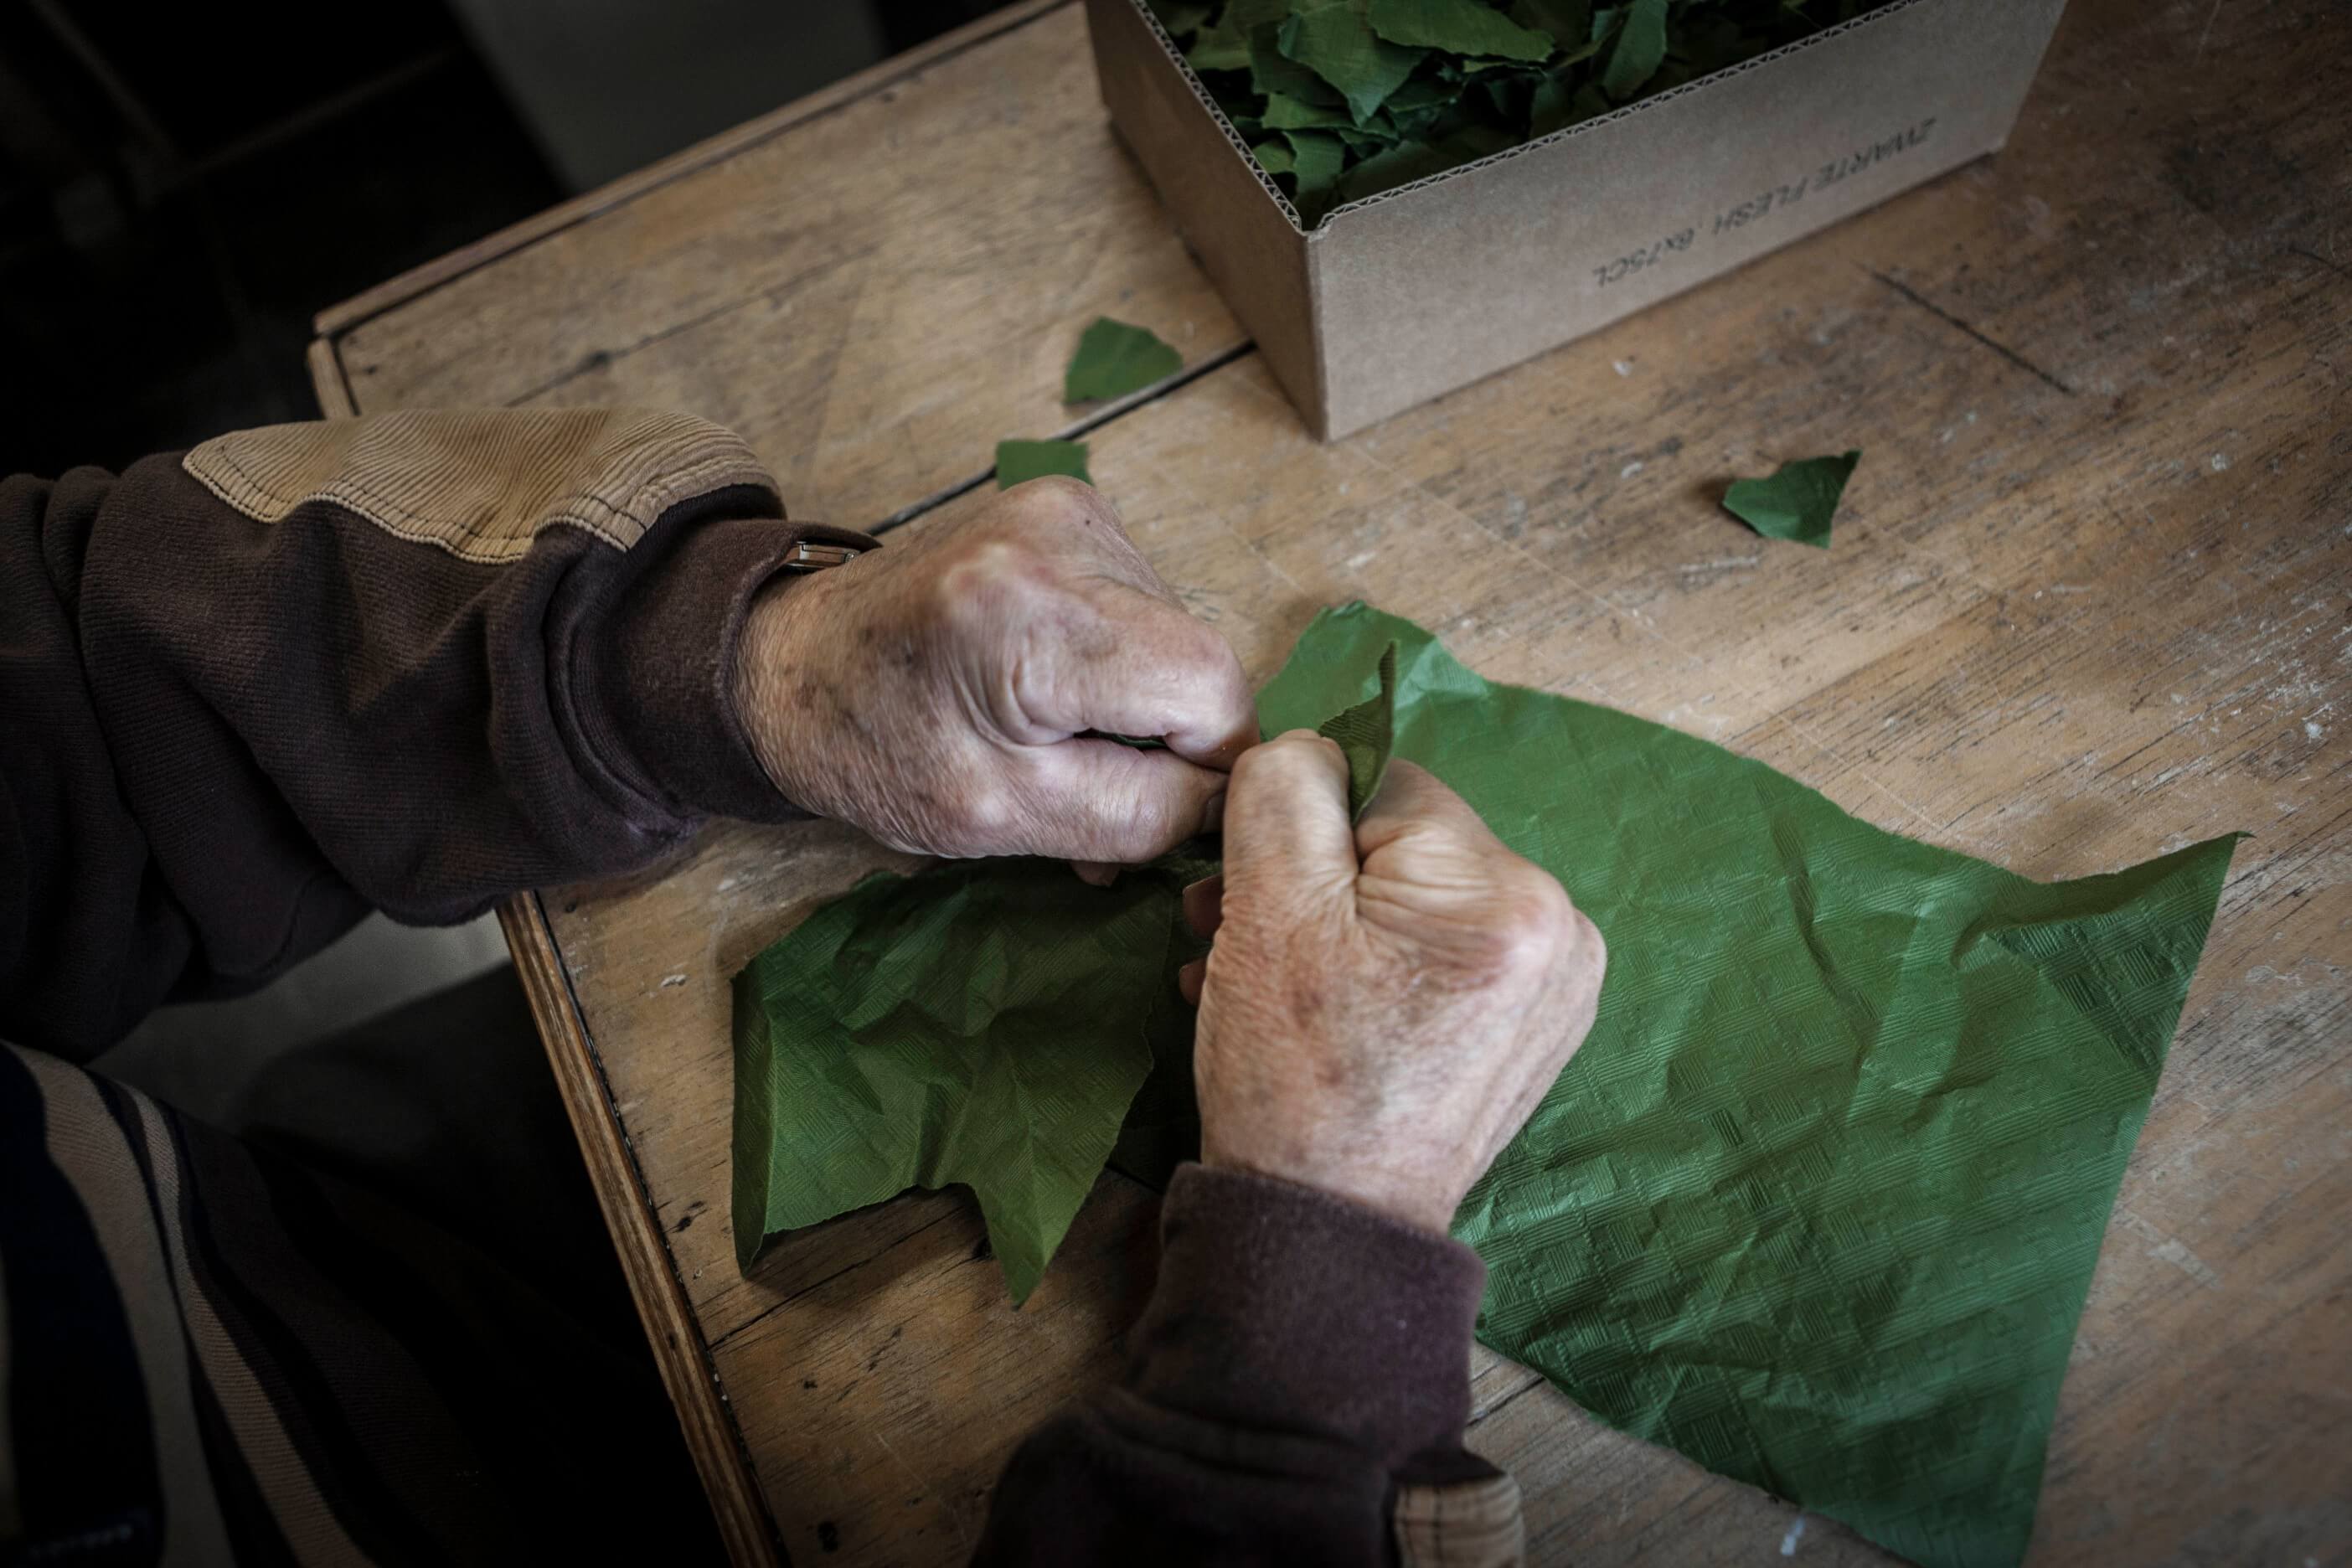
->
[601,496,878,824]
[1128,1163,1487,1467]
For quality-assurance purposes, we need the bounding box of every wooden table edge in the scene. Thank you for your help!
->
[309,0,1075,341]
[496,893,784,1568]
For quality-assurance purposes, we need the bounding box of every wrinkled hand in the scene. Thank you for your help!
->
[735,477,1256,864]
[1182,735,1607,1233]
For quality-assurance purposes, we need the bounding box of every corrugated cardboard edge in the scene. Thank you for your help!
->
[1085,0,1328,436]
[1306,0,2073,436]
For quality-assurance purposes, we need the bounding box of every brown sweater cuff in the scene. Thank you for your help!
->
[1128,1163,1487,1469]
[596,498,879,824]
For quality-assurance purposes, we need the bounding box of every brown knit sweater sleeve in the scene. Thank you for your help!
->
[973,1164,1527,1567]
[0,409,874,1059]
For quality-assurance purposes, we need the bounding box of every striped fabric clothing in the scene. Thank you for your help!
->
[3,1043,533,1563]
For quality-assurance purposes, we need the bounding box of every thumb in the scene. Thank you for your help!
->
[1221,730,1359,898]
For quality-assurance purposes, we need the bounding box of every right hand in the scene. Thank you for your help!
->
[1182,733,1607,1234]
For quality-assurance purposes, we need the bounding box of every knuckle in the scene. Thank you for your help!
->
[1480,867,1577,971]
[933,538,1044,623]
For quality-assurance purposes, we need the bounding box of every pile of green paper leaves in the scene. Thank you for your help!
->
[1148,0,1890,224]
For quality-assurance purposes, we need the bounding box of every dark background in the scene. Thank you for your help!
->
[0,0,1008,477]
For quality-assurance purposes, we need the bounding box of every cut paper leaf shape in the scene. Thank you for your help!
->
[1723,449,1861,547]
[1280,1,1429,124]
[1597,0,1669,97]
[995,438,1092,488]
[1368,0,1554,61]
[1063,317,1184,403]
[732,603,2234,1568]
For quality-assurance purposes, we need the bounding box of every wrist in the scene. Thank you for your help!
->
[1127,1164,1486,1466]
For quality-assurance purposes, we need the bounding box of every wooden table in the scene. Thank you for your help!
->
[308,2,2351,1562]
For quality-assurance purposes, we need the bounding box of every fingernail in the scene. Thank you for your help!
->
[1201,791,1226,833]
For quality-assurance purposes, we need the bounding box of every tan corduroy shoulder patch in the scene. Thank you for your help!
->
[1395,1472,1527,1568]
[183,407,776,565]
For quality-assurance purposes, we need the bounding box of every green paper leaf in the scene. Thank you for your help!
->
[1148,0,1215,36]
[1250,18,1346,105]
[1261,88,1359,129]
[995,439,1091,487]
[1185,0,1288,69]
[1251,137,1296,173]
[1509,0,1591,44]
[1317,640,1398,817]
[1279,0,1429,125]
[1282,128,1349,192]
[1366,0,1554,61]
[1598,0,1668,97]
[1722,449,1861,547]
[1062,317,1183,403]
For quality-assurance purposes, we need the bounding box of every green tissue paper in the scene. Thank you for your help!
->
[1724,450,1862,547]
[994,438,1092,487]
[732,603,2234,1568]
[1063,317,1184,402]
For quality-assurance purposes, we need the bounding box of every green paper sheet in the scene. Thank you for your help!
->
[732,604,2233,1568]
[1725,449,1862,547]
[994,438,1091,487]
[1063,317,1184,403]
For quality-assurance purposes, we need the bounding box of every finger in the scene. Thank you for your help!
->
[1072,860,1121,887]
[1221,731,1357,894]
[1178,957,1207,1006]
[1182,874,1224,939]
[1048,583,1260,769]
[1008,740,1230,864]
[1354,759,1504,855]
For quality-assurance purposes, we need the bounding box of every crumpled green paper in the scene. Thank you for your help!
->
[733,603,2234,1568]
[1724,450,1862,547]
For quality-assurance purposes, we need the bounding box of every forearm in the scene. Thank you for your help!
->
[974,1164,1523,1567]
[0,409,872,1056]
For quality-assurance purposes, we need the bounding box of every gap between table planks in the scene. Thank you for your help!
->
[308,0,2351,1561]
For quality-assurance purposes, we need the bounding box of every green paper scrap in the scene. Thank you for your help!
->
[1317,639,1397,818]
[1724,449,1861,548]
[730,604,2234,1568]
[1597,0,1668,98]
[994,438,1091,488]
[1148,0,1215,35]
[1369,0,1554,61]
[1280,1,1428,125]
[1181,0,1892,227]
[1063,317,1183,403]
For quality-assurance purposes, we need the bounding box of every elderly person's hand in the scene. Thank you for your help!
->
[735,477,1256,865]
[1179,736,1607,1232]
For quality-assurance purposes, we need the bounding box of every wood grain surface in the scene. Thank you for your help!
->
[312,0,2351,1562]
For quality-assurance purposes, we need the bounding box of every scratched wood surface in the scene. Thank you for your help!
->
[312,0,2351,1562]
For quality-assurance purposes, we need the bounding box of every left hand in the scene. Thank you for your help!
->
[733,477,1257,864]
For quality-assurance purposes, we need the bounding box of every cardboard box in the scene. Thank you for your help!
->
[1086,0,2069,440]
